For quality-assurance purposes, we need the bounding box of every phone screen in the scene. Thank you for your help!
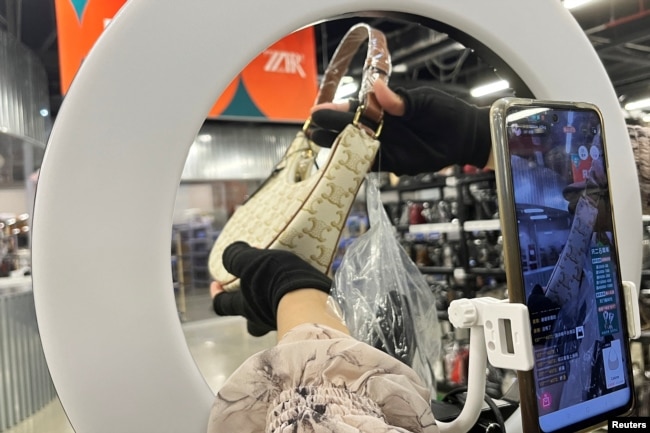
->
[495,101,634,432]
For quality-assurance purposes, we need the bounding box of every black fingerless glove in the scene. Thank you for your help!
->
[310,86,491,175]
[212,242,332,335]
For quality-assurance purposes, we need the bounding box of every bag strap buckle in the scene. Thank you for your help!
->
[353,105,383,138]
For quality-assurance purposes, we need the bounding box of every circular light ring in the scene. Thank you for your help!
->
[31,1,641,432]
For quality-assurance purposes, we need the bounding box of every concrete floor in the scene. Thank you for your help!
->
[4,289,276,433]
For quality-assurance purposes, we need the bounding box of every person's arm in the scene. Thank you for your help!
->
[275,289,349,338]
[211,242,348,339]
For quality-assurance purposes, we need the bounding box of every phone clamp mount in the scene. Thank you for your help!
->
[437,281,642,433]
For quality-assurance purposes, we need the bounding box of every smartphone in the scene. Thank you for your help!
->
[490,98,635,433]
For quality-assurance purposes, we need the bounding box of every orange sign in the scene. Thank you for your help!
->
[54,0,127,95]
[208,27,318,121]
[55,0,318,122]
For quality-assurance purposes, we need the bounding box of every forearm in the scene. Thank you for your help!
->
[276,289,350,339]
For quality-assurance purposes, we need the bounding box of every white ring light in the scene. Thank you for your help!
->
[31,1,641,432]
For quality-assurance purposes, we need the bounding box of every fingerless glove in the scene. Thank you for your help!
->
[310,86,491,175]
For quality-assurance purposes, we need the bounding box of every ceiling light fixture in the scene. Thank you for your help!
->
[624,98,650,111]
[470,79,509,97]
[334,80,359,102]
[563,0,594,10]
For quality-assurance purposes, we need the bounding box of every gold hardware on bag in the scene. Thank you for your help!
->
[353,105,383,138]
[294,149,315,182]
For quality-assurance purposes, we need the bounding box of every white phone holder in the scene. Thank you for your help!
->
[438,280,642,433]
[623,280,642,340]
[434,297,533,433]
[448,297,535,371]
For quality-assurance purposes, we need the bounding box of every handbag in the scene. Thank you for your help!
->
[208,23,391,290]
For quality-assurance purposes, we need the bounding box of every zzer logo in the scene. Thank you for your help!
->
[263,50,306,78]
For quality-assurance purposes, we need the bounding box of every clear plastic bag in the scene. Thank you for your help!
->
[331,174,442,391]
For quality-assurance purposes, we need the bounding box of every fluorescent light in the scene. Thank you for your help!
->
[624,98,650,111]
[334,82,359,101]
[392,64,408,73]
[196,134,211,143]
[564,0,594,10]
[470,79,509,97]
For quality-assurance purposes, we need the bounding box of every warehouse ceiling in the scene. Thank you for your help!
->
[2,0,650,121]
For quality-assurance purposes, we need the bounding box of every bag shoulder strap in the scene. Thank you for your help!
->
[315,23,391,137]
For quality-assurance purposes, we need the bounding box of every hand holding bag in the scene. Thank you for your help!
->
[209,24,392,290]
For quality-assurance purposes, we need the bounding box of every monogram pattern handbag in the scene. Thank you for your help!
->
[208,23,391,290]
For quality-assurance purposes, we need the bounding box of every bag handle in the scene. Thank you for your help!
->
[313,23,391,138]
